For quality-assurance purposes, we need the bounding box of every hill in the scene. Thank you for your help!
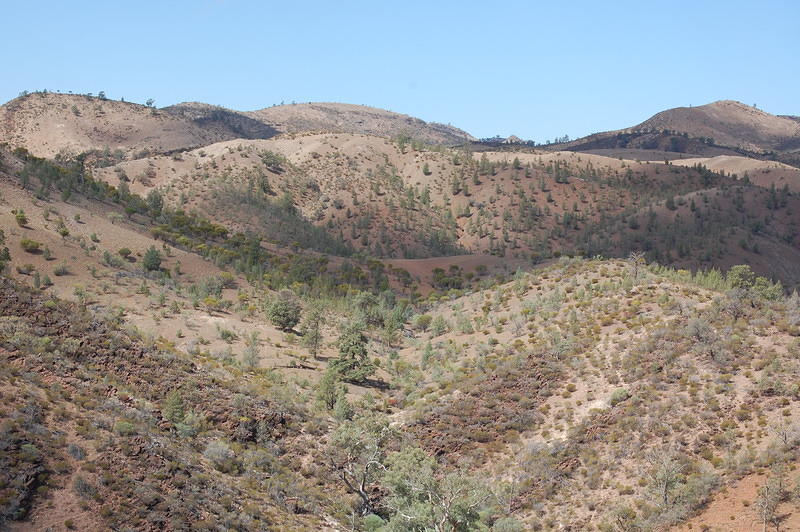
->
[0,93,277,160]
[636,100,800,153]
[87,138,800,290]
[2,92,800,531]
[0,94,472,164]
[553,100,800,167]
[246,102,475,145]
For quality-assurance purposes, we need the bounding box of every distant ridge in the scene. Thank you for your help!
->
[0,93,473,159]
[551,100,800,166]
[246,102,475,145]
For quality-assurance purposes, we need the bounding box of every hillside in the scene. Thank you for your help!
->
[87,138,800,290]
[246,102,475,145]
[636,101,800,153]
[0,93,276,160]
[553,100,800,167]
[2,92,800,531]
[0,94,472,164]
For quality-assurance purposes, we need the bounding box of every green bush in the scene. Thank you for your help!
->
[14,210,28,227]
[20,238,42,253]
[610,388,630,406]
[329,325,375,383]
[267,289,302,331]
[142,245,162,271]
[113,421,136,435]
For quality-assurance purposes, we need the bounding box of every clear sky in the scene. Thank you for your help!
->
[3,0,798,141]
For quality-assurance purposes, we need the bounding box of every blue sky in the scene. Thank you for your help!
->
[3,0,798,141]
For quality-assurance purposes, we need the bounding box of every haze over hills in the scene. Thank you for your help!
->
[1,91,800,531]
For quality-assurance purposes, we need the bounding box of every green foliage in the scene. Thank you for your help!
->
[14,210,28,227]
[610,388,630,406]
[301,302,326,359]
[241,331,261,369]
[414,314,433,332]
[162,390,185,424]
[317,370,347,410]
[113,421,136,436]
[142,245,162,271]
[20,238,42,253]
[145,189,164,217]
[329,324,375,383]
[327,413,394,515]
[430,315,449,337]
[383,446,491,531]
[333,394,355,421]
[0,230,9,271]
[727,264,755,289]
[267,289,302,331]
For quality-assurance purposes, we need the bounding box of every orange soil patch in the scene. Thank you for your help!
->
[677,470,800,532]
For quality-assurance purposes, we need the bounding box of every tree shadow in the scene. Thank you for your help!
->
[357,378,390,391]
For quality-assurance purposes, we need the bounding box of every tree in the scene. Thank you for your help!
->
[145,98,155,107]
[327,414,394,516]
[316,369,346,410]
[301,302,326,359]
[162,390,185,424]
[146,189,163,217]
[727,264,755,289]
[645,450,685,508]
[142,245,162,271]
[241,331,261,369]
[383,446,491,531]
[755,467,786,532]
[329,324,375,383]
[267,289,302,331]
[628,250,646,279]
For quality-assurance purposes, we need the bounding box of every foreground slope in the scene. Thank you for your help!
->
[396,257,799,529]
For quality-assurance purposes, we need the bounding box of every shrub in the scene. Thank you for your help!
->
[610,388,630,406]
[162,390,185,424]
[415,314,433,331]
[203,440,237,472]
[142,245,162,271]
[20,238,42,253]
[267,289,302,331]
[53,262,70,276]
[113,420,136,435]
[329,325,376,383]
[14,210,28,226]
[431,315,449,336]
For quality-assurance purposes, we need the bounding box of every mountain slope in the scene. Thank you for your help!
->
[246,102,475,144]
[636,100,800,153]
[0,93,277,159]
[554,100,800,165]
